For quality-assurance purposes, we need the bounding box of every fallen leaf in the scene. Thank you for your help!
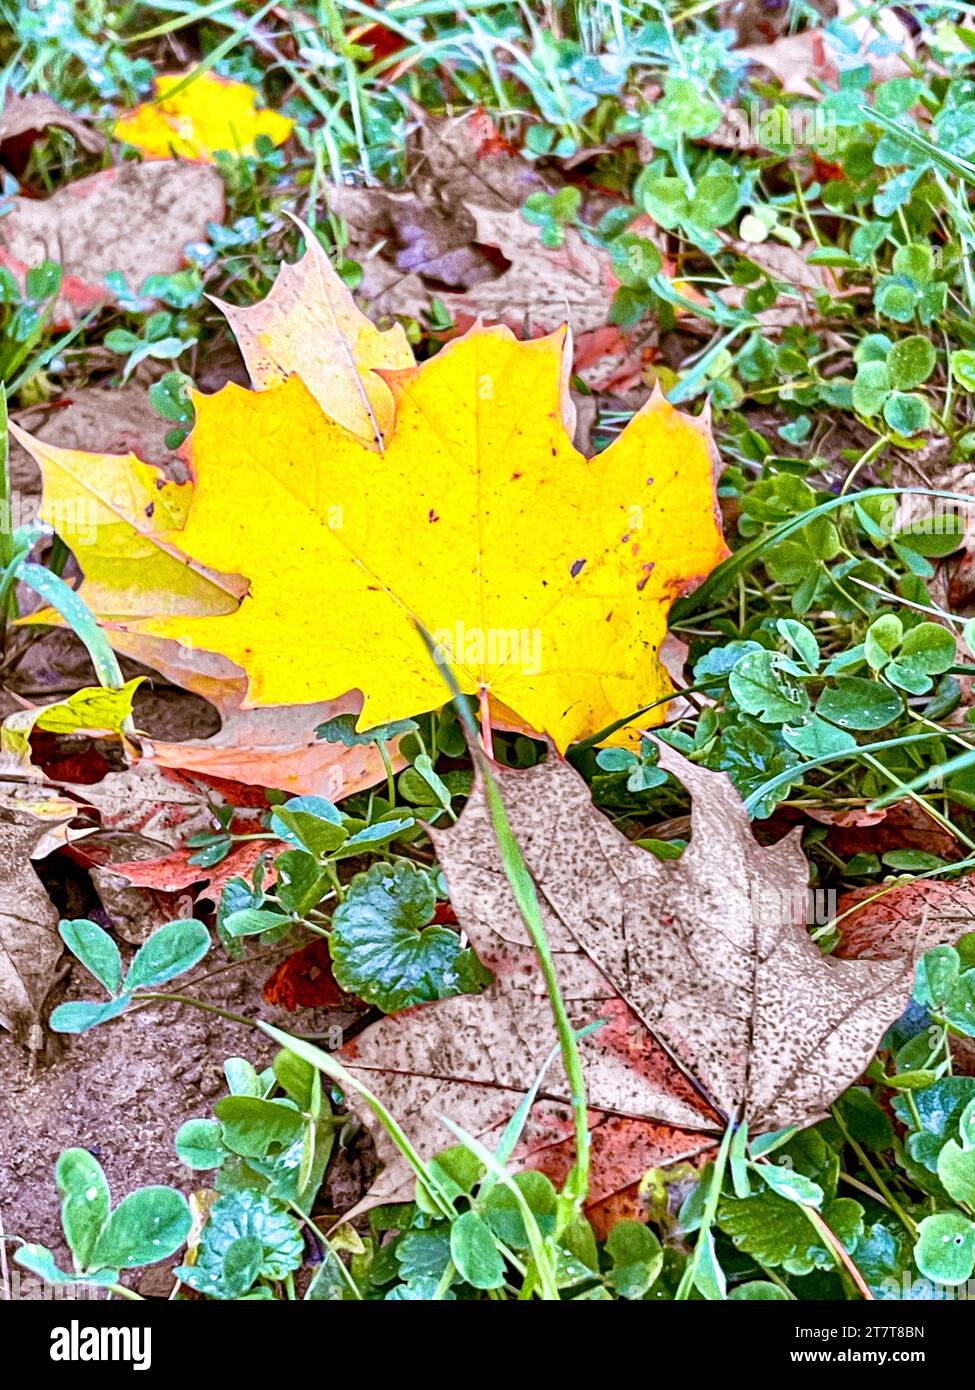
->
[740,2,914,97]
[713,237,836,328]
[0,679,142,771]
[0,161,225,325]
[51,324,726,752]
[110,837,270,900]
[262,938,348,1010]
[11,406,399,804]
[338,745,911,1217]
[445,204,620,339]
[113,70,293,163]
[328,111,633,367]
[12,385,185,482]
[64,761,234,849]
[8,419,246,624]
[211,227,414,443]
[410,109,549,211]
[144,695,400,798]
[328,184,501,296]
[0,809,64,1044]
[836,877,975,963]
[810,802,963,864]
[0,90,105,154]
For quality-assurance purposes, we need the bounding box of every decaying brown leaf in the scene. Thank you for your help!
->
[836,875,975,963]
[341,744,912,1217]
[0,162,224,325]
[326,110,628,371]
[0,809,64,1045]
[443,203,619,339]
[740,2,914,97]
[0,91,105,154]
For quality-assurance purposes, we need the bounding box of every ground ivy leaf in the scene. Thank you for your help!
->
[330,861,492,1012]
[176,1191,303,1296]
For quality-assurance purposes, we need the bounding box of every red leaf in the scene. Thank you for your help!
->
[263,938,352,1010]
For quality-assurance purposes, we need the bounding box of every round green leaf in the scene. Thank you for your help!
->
[606,1219,663,1299]
[937,1140,975,1206]
[883,391,930,436]
[450,1210,506,1290]
[330,861,491,1012]
[214,1096,305,1160]
[854,332,892,364]
[950,349,975,391]
[864,614,903,670]
[729,649,811,724]
[815,677,902,730]
[49,997,132,1033]
[483,1171,557,1249]
[14,1243,118,1287]
[852,360,889,416]
[58,919,122,997]
[176,1190,303,1295]
[887,335,936,389]
[56,1148,110,1268]
[898,622,957,675]
[782,716,857,758]
[874,277,918,322]
[175,1118,227,1170]
[913,1212,975,1286]
[729,1280,789,1300]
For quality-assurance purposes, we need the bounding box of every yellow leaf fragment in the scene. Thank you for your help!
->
[213,227,414,443]
[8,423,247,621]
[1,678,143,768]
[113,70,293,163]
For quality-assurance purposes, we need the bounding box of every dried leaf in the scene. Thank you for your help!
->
[262,938,348,1011]
[339,746,912,1214]
[445,205,620,338]
[113,70,293,163]
[0,811,63,1043]
[212,228,414,443]
[109,838,270,899]
[0,162,224,325]
[741,2,914,96]
[0,91,105,154]
[144,696,400,799]
[836,876,975,963]
[1,678,142,771]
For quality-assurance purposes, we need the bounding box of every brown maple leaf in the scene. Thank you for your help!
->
[338,744,913,1223]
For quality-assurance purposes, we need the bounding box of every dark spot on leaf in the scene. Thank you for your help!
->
[570,558,586,578]
[428,508,439,523]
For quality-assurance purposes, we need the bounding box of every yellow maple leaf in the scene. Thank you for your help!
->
[112,324,727,751]
[113,70,293,163]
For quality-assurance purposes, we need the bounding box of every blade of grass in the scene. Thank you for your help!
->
[415,621,592,1217]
